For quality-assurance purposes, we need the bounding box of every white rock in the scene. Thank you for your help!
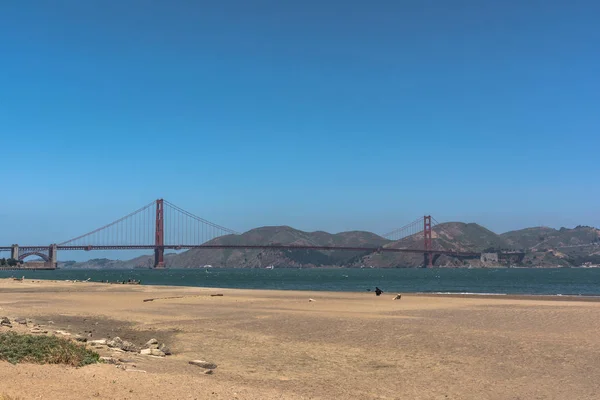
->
[146,338,158,346]
[140,349,152,355]
[150,349,166,357]
[90,339,108,345]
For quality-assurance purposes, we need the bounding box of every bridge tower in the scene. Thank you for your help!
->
[11,244,19,260]
[423,215,433,268]
[48,244,57,268]
[154,199,165,268]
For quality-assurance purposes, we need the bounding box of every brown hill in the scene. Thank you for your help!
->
[501,226,600,266]
[167,226,390,268]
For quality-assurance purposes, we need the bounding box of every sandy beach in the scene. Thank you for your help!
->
[1,279,599,399]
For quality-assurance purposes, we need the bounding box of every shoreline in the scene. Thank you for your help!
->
[3,277,600,302]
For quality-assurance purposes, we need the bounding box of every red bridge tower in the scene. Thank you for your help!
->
[423,215,433,268]
[154,199,165,268]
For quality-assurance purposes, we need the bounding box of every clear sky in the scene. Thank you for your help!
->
[1,1,599,260]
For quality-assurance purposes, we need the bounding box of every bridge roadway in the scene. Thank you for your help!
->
[0,244,481,258]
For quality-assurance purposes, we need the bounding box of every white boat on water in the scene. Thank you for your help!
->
[265,265,274,269]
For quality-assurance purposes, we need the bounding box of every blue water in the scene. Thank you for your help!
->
[2,268,600,296]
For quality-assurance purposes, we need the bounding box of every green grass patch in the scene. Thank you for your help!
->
[0,331,100,367]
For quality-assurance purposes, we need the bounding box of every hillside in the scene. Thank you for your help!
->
[353,222,514,268]
[501,226,600,266]
[167,226,390,268]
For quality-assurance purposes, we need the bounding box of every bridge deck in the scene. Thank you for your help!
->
[0,244,489,258]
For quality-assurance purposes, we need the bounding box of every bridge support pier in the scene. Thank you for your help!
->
[11,244,18,260]
[48,244,57,268]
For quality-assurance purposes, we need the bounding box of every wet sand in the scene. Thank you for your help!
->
[1,278,599,399]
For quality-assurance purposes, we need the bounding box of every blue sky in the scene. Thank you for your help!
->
[1,1,599,260]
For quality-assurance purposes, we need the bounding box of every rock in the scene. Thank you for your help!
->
[74,335,87,342]
[158,343,171,355]
[308,298,315,302]
[90,339,107,345]
[107,337,124,348]
[189,360,217,369]
[100,356,119,364]
[201,369,213,375]
[125,369,147,373]
[107,337,137,351]
[140,349,152,355]
[148,343,159,350]
[150,349,165,357]
[393,294,402,300]
[0,317,12,327]
[55,330,71,336]
[146,338,158,346]
[30,328,48,334]
[120,340,139,352]
[14,317,27,325]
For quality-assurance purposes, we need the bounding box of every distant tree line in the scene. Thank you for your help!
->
[0,258,23,267]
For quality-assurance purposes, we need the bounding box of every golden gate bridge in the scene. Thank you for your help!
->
[0,199,500,269]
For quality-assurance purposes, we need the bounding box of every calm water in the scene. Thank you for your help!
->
[1,268,600,296]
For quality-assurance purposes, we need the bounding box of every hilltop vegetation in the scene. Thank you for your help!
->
[59,223,600,269]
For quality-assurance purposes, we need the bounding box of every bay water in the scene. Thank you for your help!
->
[1,267,600,296]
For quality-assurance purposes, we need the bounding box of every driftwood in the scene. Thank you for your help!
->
[143,294,224,302]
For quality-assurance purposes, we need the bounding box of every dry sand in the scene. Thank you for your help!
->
[1,278,600,399]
